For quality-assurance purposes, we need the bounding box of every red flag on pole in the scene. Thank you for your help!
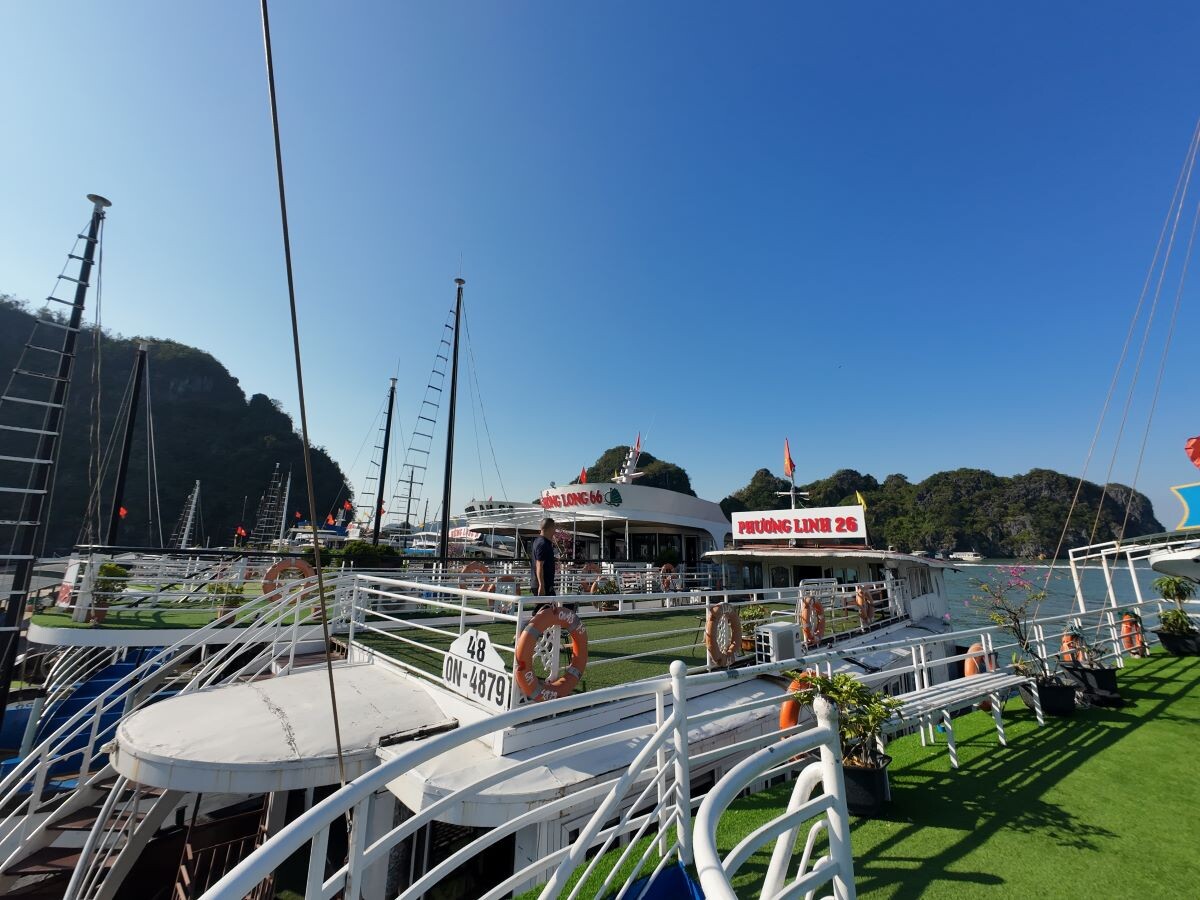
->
[633,433,641,455]
[118,506,128,519]
[325,514,335,525]
[235,525,247,538]
[579,467,588,484]
[294,511,302,519]
[343,500,353,511]
[783,438,796,478]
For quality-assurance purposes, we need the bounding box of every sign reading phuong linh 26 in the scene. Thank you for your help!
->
[732,505,867,540]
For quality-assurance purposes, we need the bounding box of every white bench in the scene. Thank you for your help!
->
[883,670,1038,769]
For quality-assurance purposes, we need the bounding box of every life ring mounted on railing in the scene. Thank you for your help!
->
[660,563,680,592]
[262,558,316,597]
[514,605,589,702]
[705,603,742,668]
[458,561,493,594]
[855,585,876,628]
[799,594,826,645]
[963,641,994,711]
[580,563,601,593]
[1121,613,1148,657]
[489,574,518,613]
[779,670,817,731]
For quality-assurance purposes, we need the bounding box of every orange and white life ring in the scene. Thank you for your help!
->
[800,594,826,645]
[963,642,992,711]
[580,563,601,593]
[262,558,316,597]
[1121,613,1147,657]
[1059,631,1084,663]
[705,603,743,668]
[458,561,490,592]
[779,671,816,731]
[855,585,876,628]
[514,605,589,702]
[660,563,680,592]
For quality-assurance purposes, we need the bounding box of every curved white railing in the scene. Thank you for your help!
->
[0,571,355,869]
[694,696,855,900]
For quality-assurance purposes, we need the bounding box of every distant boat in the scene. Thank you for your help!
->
[949,550,985,563]
[911,550,931,558]
[933,550,948,560]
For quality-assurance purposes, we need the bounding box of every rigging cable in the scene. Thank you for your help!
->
[144,352,165,546]
[462,300,509,500]
[259,0,347,786]
[1118,188,1199,541]
[1040,117,1200,592]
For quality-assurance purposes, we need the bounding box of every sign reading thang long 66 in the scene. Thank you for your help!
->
[732,505,866,540]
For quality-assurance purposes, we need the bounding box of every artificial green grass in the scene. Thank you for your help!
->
[719,652,1200,898]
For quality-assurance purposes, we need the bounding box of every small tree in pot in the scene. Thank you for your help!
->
[90,562,129,626]
[1151,575,1200,656]
[739,603,771,652]
[973,566,1075,716]
[785,671,901,815]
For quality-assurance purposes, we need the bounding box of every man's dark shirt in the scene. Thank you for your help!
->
[530,535,556,596]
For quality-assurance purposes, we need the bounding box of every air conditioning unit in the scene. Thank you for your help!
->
[755,621,799,664]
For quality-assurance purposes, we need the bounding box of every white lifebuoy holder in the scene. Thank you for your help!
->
[262,558,316,597]
[514,605,589,702]
[705,603,742,668]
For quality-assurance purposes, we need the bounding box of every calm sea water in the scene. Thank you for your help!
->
[942,560,1161,631]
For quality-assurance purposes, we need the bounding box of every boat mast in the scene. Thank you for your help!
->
[438,278,464,561]
[0,193,110,725]
[105,342,148,545]
[373,377,397,546]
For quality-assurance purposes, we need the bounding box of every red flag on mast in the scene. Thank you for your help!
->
[342,500,353,511]
[118,506,128,519]
[1187,435,1200,470]
[579,467,588,484]
[783,439,796,478]
[325,514,335,525]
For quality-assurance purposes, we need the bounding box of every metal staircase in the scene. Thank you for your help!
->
[248,465,289,548]
[1,194,110,725]
[167,482,201,551]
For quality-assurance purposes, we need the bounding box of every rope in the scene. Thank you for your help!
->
[462,301,509,500]
[259,0,347,786]
[1040,117,1200,592]
[1118,186,1200,541]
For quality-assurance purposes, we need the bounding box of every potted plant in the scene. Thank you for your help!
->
[973,566,1075,716]
[591,577,620,611]
[89,561,128,626]
[1151,576,1200,656]
[739,603,771,652]
[786,671,901,815]
[1057,626,1123,707]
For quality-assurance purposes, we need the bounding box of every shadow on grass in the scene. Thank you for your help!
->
[843,654,1200,897]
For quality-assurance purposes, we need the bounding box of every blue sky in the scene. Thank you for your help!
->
[2,2,1199,528]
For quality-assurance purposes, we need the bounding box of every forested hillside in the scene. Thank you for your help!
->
[0,294,350,553]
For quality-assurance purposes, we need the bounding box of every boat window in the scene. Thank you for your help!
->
[793,565,823,582]
[726,563,763,591]
[631,533,657,562]
[770,566,789,588]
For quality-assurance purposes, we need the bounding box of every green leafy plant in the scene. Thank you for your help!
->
[1153,576,1197,635]
[784,671,901,768]
[739,603,771,630]
[93,562,129,604]
[592,578,619,595]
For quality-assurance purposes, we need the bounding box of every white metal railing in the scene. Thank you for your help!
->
[194,588,1174,900]
[0,571,355,871]
[1067,532,1200,613]
[694,696,855,900]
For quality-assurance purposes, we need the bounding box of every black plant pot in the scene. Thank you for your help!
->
[1019,680,1076,717]
[1153,628,1200,656]
[843,755,892,816]
[1060,663,1123,707]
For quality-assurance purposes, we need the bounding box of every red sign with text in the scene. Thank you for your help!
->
[732,506,866,540]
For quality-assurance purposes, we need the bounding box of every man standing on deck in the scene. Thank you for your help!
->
[531,517,557,600]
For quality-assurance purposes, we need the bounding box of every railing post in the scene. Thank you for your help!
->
[347,575,359,649]
[669,659,692,864]
[814,696,856,899]
[654,684,669,857]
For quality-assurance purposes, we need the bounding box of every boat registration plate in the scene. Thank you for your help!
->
[442,629,510,711]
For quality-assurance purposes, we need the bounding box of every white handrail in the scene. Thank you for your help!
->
[694,696,855,900]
